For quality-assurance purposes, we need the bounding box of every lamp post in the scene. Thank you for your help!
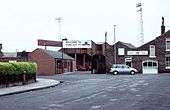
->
[62,38,67,73]
[114,25,116,64]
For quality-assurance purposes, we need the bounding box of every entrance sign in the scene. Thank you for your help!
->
[127,51,148,55]
[63,40,92,48]
[38,39,62,47]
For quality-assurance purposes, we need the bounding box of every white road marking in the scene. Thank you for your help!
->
[143,83,149,86]
[130,88,139,92]
[55,104,64,107]
[91,105,101,109]
[110,99,118,102]
[48,104,57,108]
[102,95,107,97]
[138,80,145,83]
[129,84,139,88]
[62,90,68,92]
[136,95,142,97]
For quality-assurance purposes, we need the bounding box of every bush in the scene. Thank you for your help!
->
[0,62,16,75]
[0,62,37,75]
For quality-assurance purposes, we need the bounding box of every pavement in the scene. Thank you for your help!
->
[0,78,60,96]
[63,71,91,75]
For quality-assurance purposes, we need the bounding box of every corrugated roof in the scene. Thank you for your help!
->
[39,48,74,60]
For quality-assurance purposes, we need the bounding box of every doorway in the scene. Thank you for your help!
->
[125,57,132,67]
[142,60,158,74]
[91,54,106,74]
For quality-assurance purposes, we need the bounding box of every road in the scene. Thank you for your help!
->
[1,72,170,110]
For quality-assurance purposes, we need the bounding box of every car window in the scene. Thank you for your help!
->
[125,65,129,68]
[112,65,116,68]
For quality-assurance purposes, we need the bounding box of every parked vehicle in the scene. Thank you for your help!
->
[110,64,138,75]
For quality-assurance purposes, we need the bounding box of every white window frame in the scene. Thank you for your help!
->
[149,45,156,58]
[166,38,170,51]
[142,60,158,68]
[118,48,125,56]
[165,56,170,69]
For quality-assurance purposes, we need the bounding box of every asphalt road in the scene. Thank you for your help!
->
[1,72,170,110]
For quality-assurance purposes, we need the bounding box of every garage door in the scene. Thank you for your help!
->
[142,60,158,74]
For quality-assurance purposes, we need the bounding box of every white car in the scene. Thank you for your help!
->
[110,64,138,75]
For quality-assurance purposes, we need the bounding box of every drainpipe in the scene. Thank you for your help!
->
[55,58,57,74]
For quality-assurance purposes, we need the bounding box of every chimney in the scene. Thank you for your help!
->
[0,44,2,50]
[161,17,165,35]
[0,44,2,57]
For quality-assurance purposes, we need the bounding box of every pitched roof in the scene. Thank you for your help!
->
[118,41,136,49]
[38,48,74,60]
[138,30,170,48]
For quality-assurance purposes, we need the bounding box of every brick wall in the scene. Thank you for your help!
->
[105,44,114,72]
[112,31,170,73]
[28,49,55,75]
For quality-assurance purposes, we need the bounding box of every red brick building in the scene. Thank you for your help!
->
[34,17,169,74]
[108,18,170,74]
[110,30,170,74]
[29,48,75,75]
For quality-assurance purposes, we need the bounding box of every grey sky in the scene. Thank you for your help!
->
[0,0,169,52]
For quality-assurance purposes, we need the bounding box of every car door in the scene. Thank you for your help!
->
[118,65,125,73]
[116,65,122,73]
[122,65,129,73]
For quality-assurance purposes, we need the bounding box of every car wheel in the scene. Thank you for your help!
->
[113,71,118,75]
[130,71,135,75]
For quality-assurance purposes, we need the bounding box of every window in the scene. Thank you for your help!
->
[118,48,125,55]
[153,62,157,66]
[165,56,170,69]
[166,38,170,51]
[149,45,155,57]
[143,62,147,67]
[148,62,152,66]
[143,61,157,68]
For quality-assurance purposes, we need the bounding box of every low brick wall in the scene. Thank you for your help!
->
[0,74,36,88]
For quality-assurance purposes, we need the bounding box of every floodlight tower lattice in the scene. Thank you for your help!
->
[136,2,144,46]
[56,17,63,40]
